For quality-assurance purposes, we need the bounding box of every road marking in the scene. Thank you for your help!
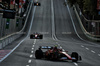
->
[32,48,34,50]
[31,51,34,53]
[33,45,34,47]
[91,50,95,53]
[57,44,60,46]
[86,48,89,50]
[73,62,78,66]
[34,39,36,44]
[30,55,33,58]
[98,54,100,56]
[81,45,84,47]
[62,32,72,34]
[28,60,32,63]
[26,65,29,66]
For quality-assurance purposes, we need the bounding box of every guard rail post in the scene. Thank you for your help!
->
[0,40,2,49]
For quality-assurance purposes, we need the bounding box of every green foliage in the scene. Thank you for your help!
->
[83,0,97,16]
[67,0,77,6]
[67,0,97,19]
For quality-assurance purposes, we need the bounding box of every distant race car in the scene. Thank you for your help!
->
[34,2,41,6]
[30,33,43,39]
[35,46,82,62]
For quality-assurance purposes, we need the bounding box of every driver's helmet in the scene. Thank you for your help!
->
[54,45,58,50]
[55,45,58,47]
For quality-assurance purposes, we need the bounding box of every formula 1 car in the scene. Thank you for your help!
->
[34,2,41,6]
[35,46,82,62]
[30,33,43,39]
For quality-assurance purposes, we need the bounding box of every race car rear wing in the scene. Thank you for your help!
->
[30,34,43,39]
[41,46,53,49]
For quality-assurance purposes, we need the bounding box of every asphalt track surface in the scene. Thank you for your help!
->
[0,0,100,66]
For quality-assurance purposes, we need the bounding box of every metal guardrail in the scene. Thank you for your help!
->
[74,5,100,36]
[73,5,100,41]
[0,1,33,49]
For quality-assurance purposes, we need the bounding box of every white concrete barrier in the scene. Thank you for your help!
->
[2,40,5,47]
[0,43,2,49]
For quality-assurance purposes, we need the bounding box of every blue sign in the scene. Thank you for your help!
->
[98,11,100,15]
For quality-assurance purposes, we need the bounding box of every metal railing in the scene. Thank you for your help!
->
[73,5,100,41]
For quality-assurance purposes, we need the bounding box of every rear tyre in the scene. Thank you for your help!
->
[30,35,33,39]
[71,52,78,62]
[35,50,43,59]
[40,35,43,39]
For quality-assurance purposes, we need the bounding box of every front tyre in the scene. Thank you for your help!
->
[71,52,79,62]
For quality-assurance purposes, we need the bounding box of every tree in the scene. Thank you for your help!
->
[67,0,98,20]
[67,0,77,6]
[83,0,97,19]
[77,0,84,11]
